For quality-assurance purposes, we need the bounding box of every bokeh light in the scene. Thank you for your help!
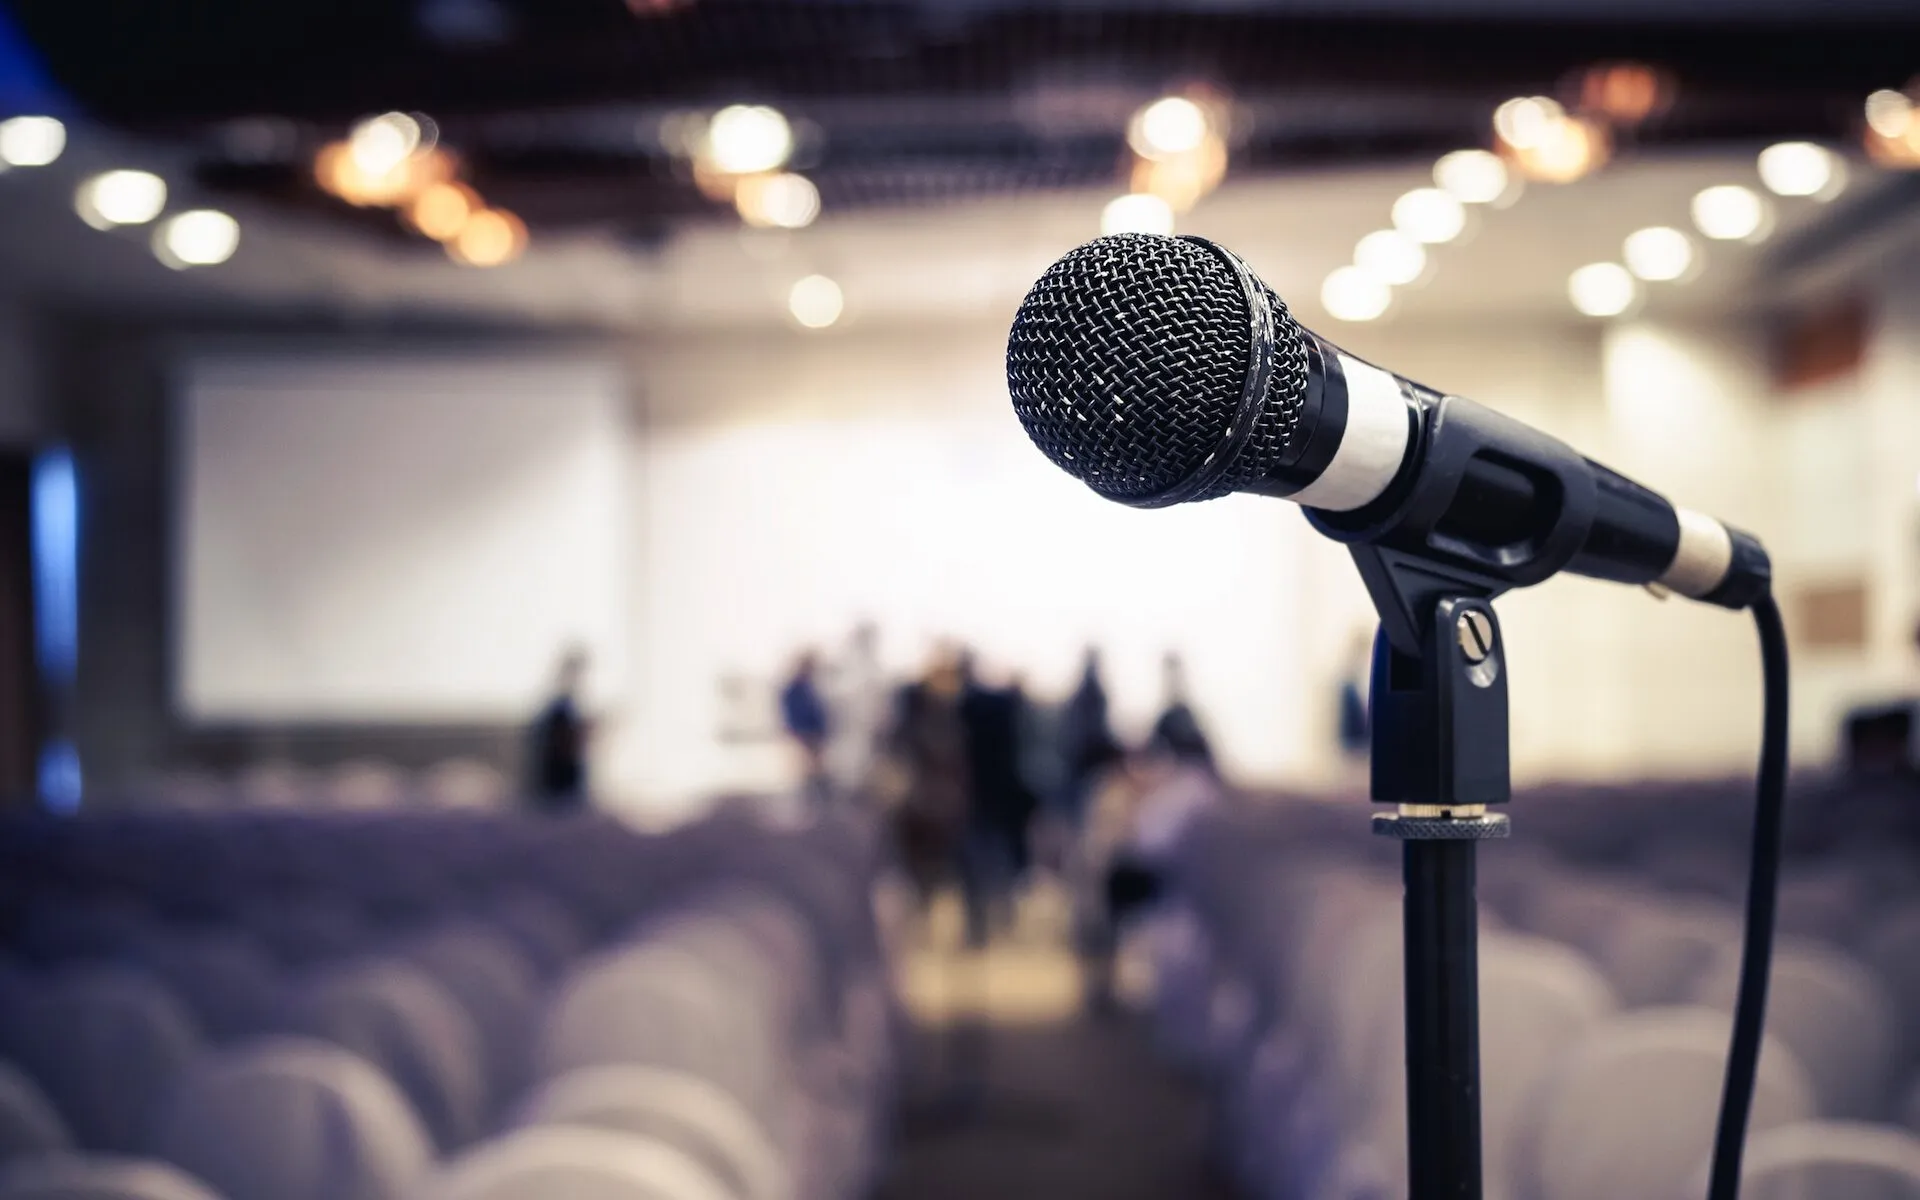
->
[1508,115,1609,184]
[1576,63,1669,125]
[1691,185,1771,242]
[448,208,527,266]
[1391,188,1466,244]
[1354,229,1427,286]
[1321,266,1392,323]
[316,142,454,208]
[1622,227,1694,282]
[1128,96,1208,160]
[407,183,480,241]
[1129,133,1227,213]
[154,210,241,269]
[1864,89,1913,140]
[0,116,66,168]
[1433,150,1511,205]
[705,105,794,176]
[75,170,168,229]
[1101,193,1175,236]
[735,172,821,229]
[788,275,844,329]
[1568,262,1637,317]
[1494,97,1565,151]
[1757,142,1846,200]
[349,113,423,177]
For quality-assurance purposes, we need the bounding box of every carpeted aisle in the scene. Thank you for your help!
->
[874,889,1237,1200]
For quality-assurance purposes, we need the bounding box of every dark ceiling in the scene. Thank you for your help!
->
[6,0,1918,240]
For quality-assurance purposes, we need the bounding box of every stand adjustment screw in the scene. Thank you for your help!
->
[1456,609,1494,663]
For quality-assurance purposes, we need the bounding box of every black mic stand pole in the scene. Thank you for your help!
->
[1353,552,1512,1200]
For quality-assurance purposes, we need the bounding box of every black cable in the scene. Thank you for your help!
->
[1705,592,1791,1200]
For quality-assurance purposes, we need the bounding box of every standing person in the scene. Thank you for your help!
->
[528,648,593,814]
[1338,628,1374,762]
[826,621,890,798]
[1057,647,1123,826]
[888,645,971,907]
[1017,675,1074,875]
[1149,651,1214,771]
[778,650,833,806]
[957,655,1038,948]
[1083,722,1225,1013]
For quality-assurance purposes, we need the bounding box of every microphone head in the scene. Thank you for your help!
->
[1006,233,1312,506]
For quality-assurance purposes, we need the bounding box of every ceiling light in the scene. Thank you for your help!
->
[1433,150,1510,204]
[75,170,168,229]
[706,105,793,175]
[315,142,453,207]
[1354,229,1426,286]
[1494,96,1565,152]
[407,182,479,241]
[1576,63,1668,125]
[1691,185,1770,242]
[1622,226,1694,282]
[789,275,844,329]
[1391,187,1466,244]
[153,210,240,268]
[1865,89,1913,140]
[448,208,526,266]
[1128,96,1208,160]
[0,116,65,167]
[1568,262,1637,318]
[1101,193,1175,236]
[1864,120,1920,169]
[349,112,423,177]
[1321,266,1391,323]
[1509,114,1609,184]
[1130,132,1227,213]
[735,172,820,229]
[1757,141,1846,200]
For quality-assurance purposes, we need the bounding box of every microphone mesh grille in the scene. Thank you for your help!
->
[1005,233,1309,503]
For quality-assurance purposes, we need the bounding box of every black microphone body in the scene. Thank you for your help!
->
[1005,233,1771,625]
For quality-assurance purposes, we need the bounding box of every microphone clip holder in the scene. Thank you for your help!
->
[1357,543,1512,1200]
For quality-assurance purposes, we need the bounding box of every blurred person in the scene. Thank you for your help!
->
[825,621,890,797]
[1014,673,1070,870]
[956,654,1040,947]
[1057,647,1124,826]
[888,644,971,906]
[778,649,833,806]
[1079,724,1225,1013]
[528,648,593,813]
[1149,652,1214,771]
[1338,628,1374,761]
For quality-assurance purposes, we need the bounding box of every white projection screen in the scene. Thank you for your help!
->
[175,351,629,722]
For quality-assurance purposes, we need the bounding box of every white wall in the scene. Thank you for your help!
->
[1768,244,1920,763]
[1867,247,1920,687]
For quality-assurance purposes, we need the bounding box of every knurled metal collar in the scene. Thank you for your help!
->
[1372,807,1512,840]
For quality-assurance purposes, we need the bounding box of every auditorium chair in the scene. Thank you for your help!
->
[147,1038,432,1200]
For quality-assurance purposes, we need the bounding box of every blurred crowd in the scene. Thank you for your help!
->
[775,631,1220,963]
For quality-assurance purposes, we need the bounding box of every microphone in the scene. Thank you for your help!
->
[1006,233,1770,612]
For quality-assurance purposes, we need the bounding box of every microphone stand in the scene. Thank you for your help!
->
[1353,551,1512,1200]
